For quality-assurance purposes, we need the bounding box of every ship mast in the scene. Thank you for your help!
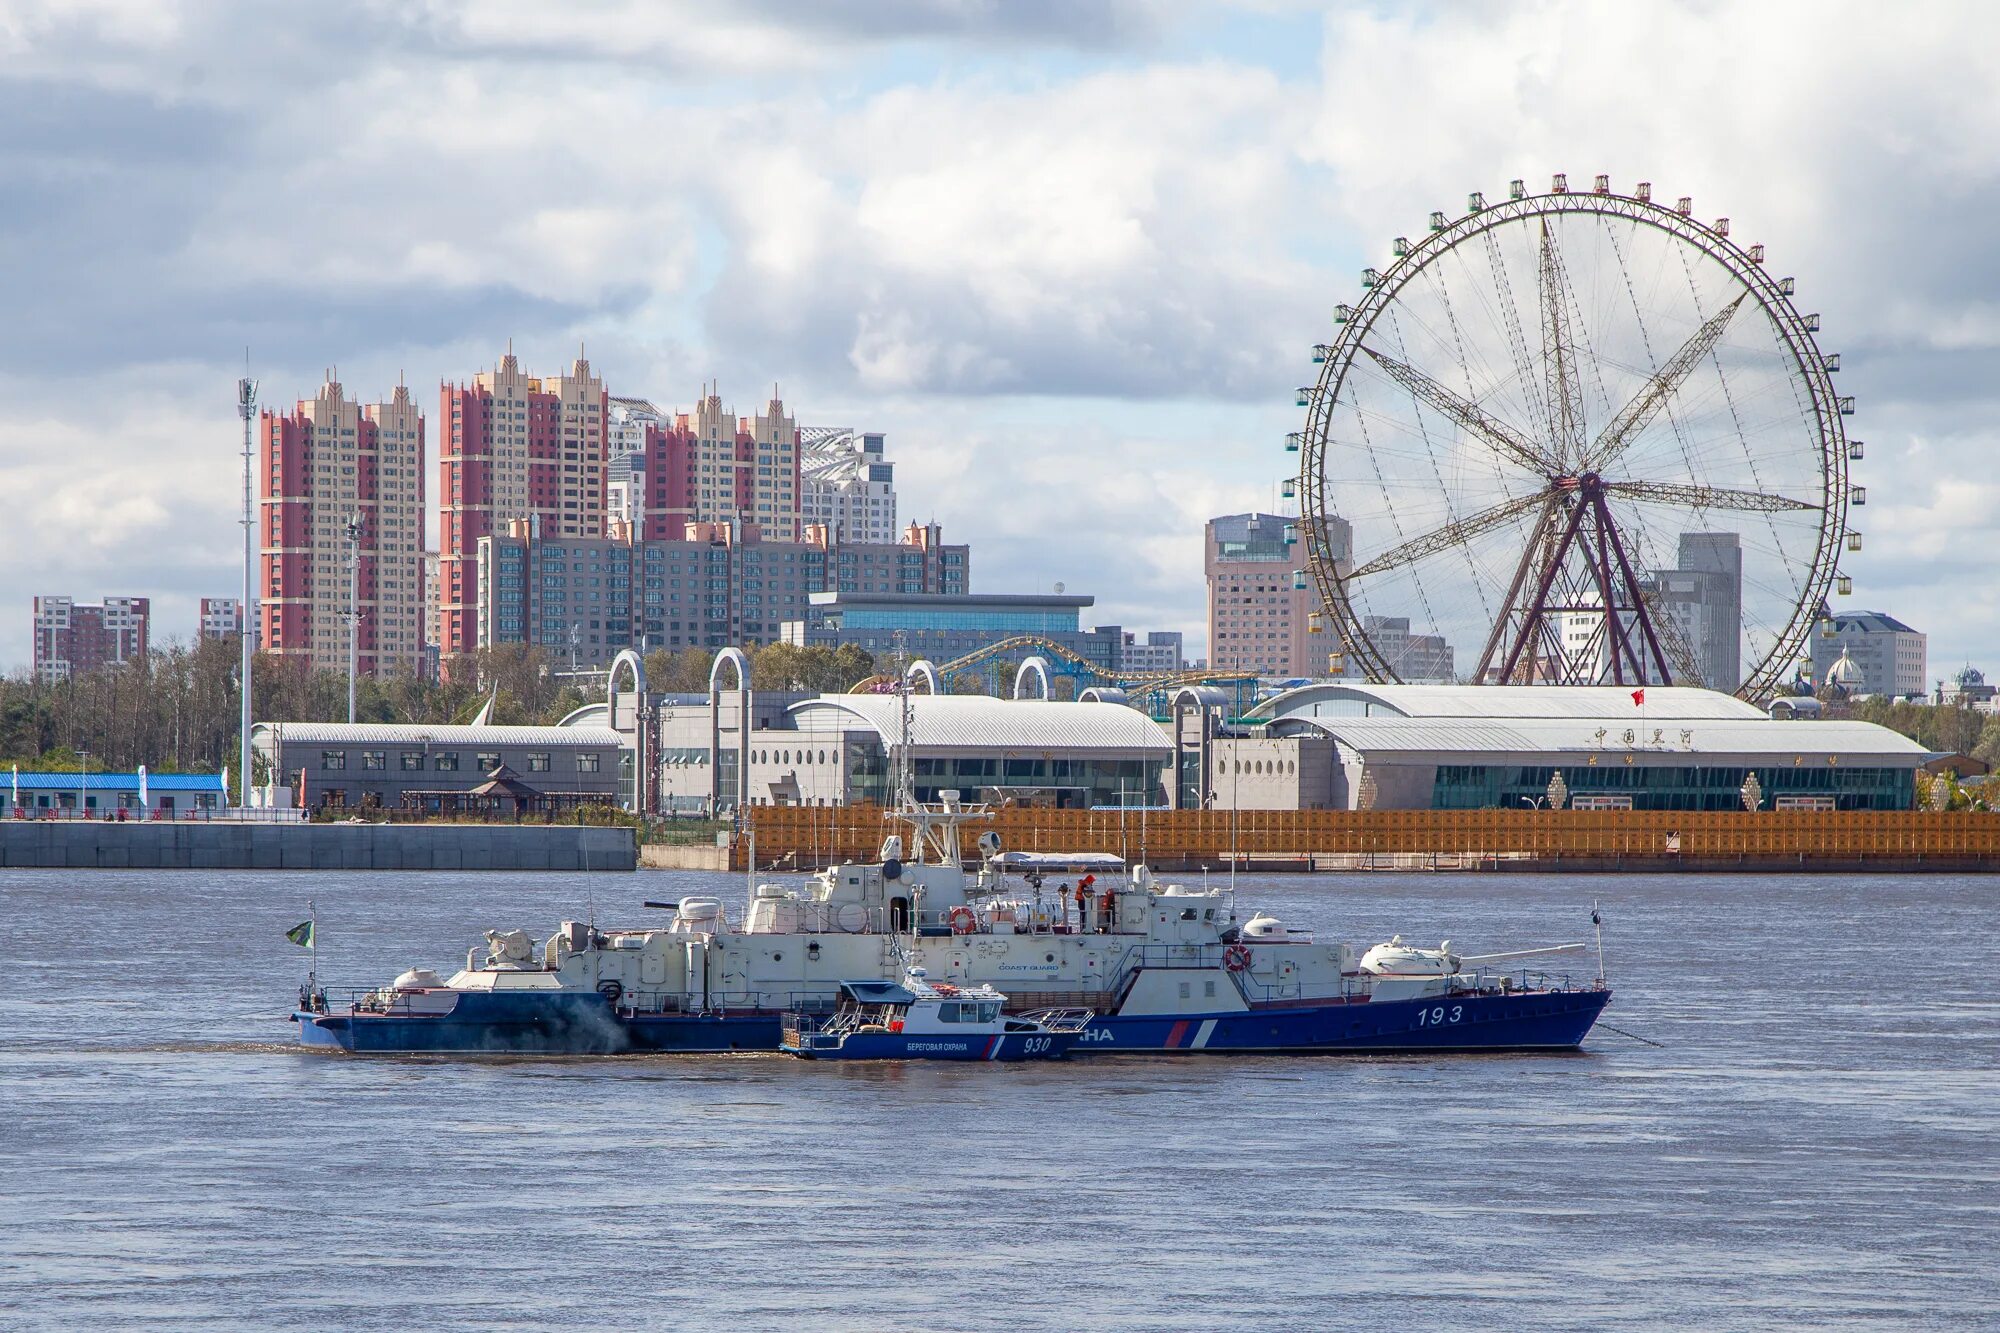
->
[892,629,914,815]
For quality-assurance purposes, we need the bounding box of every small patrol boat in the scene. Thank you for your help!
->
[781,968,1088,1062]
[290,913,779,1055]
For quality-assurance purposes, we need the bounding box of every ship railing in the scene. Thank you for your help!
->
[911,905,1122,938]
[336,988,447,1016]
[1456,967,1599,995]
[1000,989,1116,1013]
[1102,942,1308,1003]
[1019,1007,1096,1033]
[610,989,699,1015]
[691,989,769,1015]
[628,989,769,1016]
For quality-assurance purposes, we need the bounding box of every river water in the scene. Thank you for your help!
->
[0,867,1993,1331]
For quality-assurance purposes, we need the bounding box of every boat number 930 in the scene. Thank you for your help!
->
[1413,1005,1463,1027]
[1022,1037,1052,1055]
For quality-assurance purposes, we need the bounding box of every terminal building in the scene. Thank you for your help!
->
[1184,683,1930,812]
[648,672,1929,814]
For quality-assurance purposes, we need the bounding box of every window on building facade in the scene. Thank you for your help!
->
[401,752,423,770]
[363,751,385,770]
[578,754,600,773]
[435,753,459,772]
[528,754,551,772]
[321,751,346,770]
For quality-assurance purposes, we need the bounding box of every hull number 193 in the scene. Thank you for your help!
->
[1414,1005,1463,1027]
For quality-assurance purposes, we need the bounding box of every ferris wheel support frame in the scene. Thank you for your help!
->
[1298,184,1851,704]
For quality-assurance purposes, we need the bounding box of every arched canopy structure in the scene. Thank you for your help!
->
[1078,686,1129,705]
[606,649,649,812]
[708,647,751,814]
[1169,686,1231,809]
[906,659,941,694]
[1012,656,1052,700]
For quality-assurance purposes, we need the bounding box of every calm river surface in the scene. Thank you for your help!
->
[1,867,1994,1331]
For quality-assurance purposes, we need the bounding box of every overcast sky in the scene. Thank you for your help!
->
[3,0,1995,679]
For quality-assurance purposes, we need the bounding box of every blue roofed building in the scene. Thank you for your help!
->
[6,770,227,818]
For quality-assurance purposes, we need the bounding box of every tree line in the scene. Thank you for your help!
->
[0,638,886,774]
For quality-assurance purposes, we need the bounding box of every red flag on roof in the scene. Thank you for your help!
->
[1631,688,1646,706]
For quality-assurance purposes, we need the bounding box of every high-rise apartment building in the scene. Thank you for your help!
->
[1205,513,1352,677]
[635,386,803,546]
[260,375,426,675]
[606,451,644,535]
[801,428,898,545]
[437,350,608,658]
[199,598,243,640]
[1812,610,1927,699]
[1358,615,1454,681]
[1545,531,1742,689]
[31,595,150,681]
[1672,532,1744,691]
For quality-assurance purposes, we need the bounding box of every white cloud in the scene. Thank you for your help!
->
[3,0,1998,681]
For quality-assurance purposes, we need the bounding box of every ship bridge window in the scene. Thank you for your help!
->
[1180,908,1198,921]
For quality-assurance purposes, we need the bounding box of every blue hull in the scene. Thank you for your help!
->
[293,986,1608,1057]
[784,1030,1078,1062]
[293,991,780,1055]
[1069,986,1612,1054]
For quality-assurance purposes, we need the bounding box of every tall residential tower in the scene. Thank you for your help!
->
[437,350,607,658]
[31,596,149,681]
[259,375,426,674]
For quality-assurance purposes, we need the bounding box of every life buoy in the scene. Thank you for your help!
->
[1223,943,1253,974]
[947,906,978,936]
[597,979,624,1003]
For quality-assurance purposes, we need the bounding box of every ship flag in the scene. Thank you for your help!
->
[286,920,316,950]
[1630,688,1645,706]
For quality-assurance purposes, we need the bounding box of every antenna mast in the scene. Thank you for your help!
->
[893,629,914,810]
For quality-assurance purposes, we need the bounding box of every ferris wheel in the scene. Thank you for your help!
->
[1295,174,1858,702]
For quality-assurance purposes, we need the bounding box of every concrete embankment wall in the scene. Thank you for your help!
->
[0,822,637,871]
[639,843,731,871]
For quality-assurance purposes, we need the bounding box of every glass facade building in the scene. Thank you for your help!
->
[1430,762,1911,812]
[787,592,1126,671]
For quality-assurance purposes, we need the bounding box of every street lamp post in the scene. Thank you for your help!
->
[238,373,258,810]
[346,511,363,724]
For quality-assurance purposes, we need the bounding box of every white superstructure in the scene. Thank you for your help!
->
[401,801,1585,1033]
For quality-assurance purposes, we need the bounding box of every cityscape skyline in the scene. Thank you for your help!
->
[3,4,1996,676]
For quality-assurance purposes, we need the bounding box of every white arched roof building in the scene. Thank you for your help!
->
[788,695,1170,757]
[653,692,1171,811]
[1211,682,1929,812]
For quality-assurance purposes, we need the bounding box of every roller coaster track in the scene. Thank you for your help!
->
[847,635,1257,694]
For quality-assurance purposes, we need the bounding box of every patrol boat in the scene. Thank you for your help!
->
[781,968,1086,1062]
[290,915,780,1054]
[291,793,1610,1056]
[714,799,1610,1053]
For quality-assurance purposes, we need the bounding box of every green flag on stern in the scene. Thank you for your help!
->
[285,920,315,950]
